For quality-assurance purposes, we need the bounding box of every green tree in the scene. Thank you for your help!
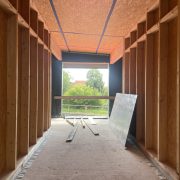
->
[86,69,104,93]
[63,71,71,94]
[64,84,103,106]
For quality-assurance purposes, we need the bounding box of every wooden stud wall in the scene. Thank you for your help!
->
[17,26,30,157]
[123,0,179,179]
[38,43,44,137]
[29,36,38,146]
[145,32,158,153]
[136,41,145,143]
[0,0,52,178]
[0,8,8,175]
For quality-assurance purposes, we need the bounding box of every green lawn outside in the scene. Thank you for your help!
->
[61,105,108,116]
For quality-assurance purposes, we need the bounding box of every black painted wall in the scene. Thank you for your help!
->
[62,51,110,63]
[109,59,123,115]
[52,55,62,117]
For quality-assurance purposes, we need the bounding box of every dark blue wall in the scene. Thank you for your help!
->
[62,51,110,63]
[52,55,62,117]
[109,59,123,114]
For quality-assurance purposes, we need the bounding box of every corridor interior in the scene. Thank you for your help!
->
[15,118,161,180]
[0,0,180,180]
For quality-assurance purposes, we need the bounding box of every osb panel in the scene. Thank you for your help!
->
[105,0,157,36]
[65,34,99,49]
[98,48,112,54]
[99,36,123,52]
[53,0,112,34]
[33,0,59,31]
[51,40,61,60]
[51,32,67,47]
[110,45,123,64]
[69,46,97,54]
[33,0,158,61]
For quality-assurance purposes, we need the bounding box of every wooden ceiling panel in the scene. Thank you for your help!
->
[105,0,157,36]
[33,0,59,31]
[53,0,112,34]
[98,48,112,54]
[98,36,123,53]
[69,46,97,54]
[51,32,67,49]
[33,0,158,61]
[65,34,99,50]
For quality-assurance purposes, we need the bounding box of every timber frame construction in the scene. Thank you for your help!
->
[123,0,180,179]
[0,0,51,178]
[0,0,180,179]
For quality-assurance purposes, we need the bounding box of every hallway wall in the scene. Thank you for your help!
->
[122,1,179,178]
[0,1,51,178]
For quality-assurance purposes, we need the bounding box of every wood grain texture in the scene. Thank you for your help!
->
[43,49,49,131]
[0,9,7,174]
[17,27,30,156]
[166,18,177,169]
[6,14,18,170]
[178,0,180,174]
[136,41,145,142]
[37,44,44,137]
[29,36,38,145]
[145,33,158,153]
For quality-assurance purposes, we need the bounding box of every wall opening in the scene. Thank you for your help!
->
[61,62,109,117]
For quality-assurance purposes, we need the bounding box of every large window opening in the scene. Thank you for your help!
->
[61,62,109,117]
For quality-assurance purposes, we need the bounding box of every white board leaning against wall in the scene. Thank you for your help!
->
[109,93,137,147]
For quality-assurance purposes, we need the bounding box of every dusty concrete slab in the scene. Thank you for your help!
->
[18,119,162,180]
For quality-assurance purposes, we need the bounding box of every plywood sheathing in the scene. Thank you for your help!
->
[33,0,157,63]
[99,36,123,52]
[110,44,124,64]
[53,0,112,34]
[105,0,157,36]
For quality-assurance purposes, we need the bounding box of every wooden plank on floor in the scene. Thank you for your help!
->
[29,36,38,145]
[66,121,79,142]
[6,14,18,170]
[66,119,74,127]
[80,119,85,128]
[83,119,99,136]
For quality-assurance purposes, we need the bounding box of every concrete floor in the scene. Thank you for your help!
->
[17,119,164,180]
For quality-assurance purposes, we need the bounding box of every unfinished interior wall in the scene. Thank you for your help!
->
[0,0,51,178]
[123,0,179,179]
